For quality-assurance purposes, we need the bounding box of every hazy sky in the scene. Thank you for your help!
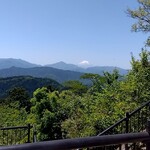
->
[0,0,148,69]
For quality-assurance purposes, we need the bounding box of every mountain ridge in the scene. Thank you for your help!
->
[0,58,40,69]
[0,59,128,80]
[45,61,128,75]
[0,66,84,83]
[45,61,84,72]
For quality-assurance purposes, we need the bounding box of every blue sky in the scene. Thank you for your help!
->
[0,0,148,69]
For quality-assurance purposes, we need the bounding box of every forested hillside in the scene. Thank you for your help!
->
[0,76,62,98]
[0,67,83,83]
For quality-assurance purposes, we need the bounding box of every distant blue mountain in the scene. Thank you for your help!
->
[45,61,84,72]
[46,61,128,75]
[0,58,40,69]
[85,66,128,75]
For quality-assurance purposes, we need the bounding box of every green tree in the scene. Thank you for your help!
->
[81,73,105,92]
[63,80,87,95]
[7,87,30,111]
[128,50,150,103]
[127,0,150,46]
[30,87,67,141]
[103,69,120,85]
[0,104,28,127]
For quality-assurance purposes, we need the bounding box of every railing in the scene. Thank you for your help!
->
[1,120,150,150]
[96,100,150,149]
[98,100,150,136]
[0,124,36,146]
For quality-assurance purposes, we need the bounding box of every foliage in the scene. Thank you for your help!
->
[128,49,150,103]
[127,0,150,46]
[103,69,120,85]
[60,50,149,138]
[80,73,105,92]
[0,76,62,98]
[127,0,150,33]
[63,80,88,95]
[0,102,28,127]
[7,87,30,111]
[30,87,66,140]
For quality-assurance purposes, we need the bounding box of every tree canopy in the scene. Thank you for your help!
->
[127,0,150,46]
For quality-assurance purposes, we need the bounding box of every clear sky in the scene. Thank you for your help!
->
[0,0,149,69]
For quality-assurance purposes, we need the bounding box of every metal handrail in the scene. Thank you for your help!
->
[1,120,150,150]
[0,132,150,150]
[0,124,34,145]
[0,125,32,130]
[98,117,126,136]
[130,100,150,116]
[98,100,150,136]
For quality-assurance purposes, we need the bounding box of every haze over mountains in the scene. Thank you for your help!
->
[0,58,128,83]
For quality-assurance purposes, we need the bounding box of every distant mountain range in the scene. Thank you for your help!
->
[0,58,128,83]
[44,61,128,75]
[45,61,84,72]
